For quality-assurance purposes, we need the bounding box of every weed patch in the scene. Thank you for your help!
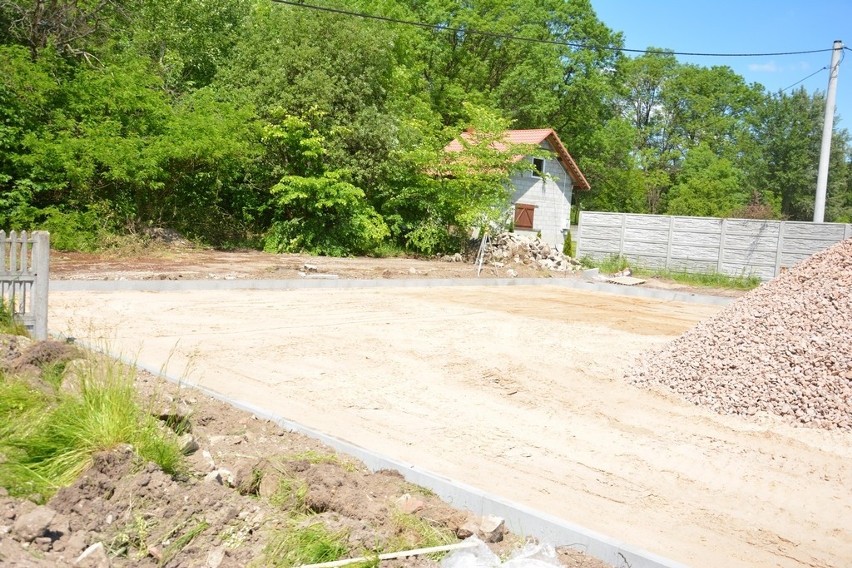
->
[584,254,761,290]
[262,520,349,568]
[0,356,184,501]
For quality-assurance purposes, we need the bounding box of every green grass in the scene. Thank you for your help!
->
[289,450,358,472]
[583,254,762,290]
[160,517,210,567]
[262,520,349,568]
[0,299,28,336]
[385,510,456,556]
[108,510,154,559]
[0,356,185,501]
[648,268,762,290]
[269,475,309,512]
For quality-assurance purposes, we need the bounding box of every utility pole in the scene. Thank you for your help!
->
[814,40,843,223]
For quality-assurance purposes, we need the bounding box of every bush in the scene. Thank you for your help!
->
[264,171,389,256]
[562,230,575,258]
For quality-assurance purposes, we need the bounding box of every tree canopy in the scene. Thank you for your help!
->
[1,0,849,254]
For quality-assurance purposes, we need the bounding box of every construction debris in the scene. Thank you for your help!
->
[627,238,852,431]
[481,233,583,272]
[605,275,645,286]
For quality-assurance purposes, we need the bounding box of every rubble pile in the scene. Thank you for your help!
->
[483,233,583,272]
[627,239,852,431]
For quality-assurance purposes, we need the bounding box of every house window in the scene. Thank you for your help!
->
[514,203,535,229]
[532,157,545,177]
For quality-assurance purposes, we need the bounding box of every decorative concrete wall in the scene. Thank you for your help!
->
[577,212,852,280]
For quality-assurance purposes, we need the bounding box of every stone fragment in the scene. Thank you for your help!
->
[74,542,110,567]
[179,433,200,455]
[395,493,426,514]
[12,505,55,543]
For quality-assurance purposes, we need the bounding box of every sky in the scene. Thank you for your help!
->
[591,0,852,128]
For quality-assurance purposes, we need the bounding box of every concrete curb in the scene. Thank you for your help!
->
[129,359,688,568]
[50,276,734,306]
[57,339,688,568]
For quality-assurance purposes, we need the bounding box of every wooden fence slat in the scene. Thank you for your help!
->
[9,230,17,273]
[20,230,28,273]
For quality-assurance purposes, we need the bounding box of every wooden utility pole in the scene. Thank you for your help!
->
[814,40,843,223]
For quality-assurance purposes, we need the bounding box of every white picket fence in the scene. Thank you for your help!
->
[577,212,852,280]
[0,231,50,339]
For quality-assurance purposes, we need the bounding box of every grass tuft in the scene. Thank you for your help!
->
[269,475,309,513]
[583,254,762,290]
[0,355,184,501]
[160,517,210,567]
[385,510,456,556]
[0,299,28,336]
[263,520,349,568]
[289,450,357,472]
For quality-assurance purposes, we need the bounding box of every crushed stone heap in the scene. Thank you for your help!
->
[627,238,852,431]
[482,232,583,272]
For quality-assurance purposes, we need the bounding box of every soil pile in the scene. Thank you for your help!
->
[628,238,852,430]
[0,342,607,568]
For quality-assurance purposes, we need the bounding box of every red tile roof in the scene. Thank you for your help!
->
[444,128,590,190]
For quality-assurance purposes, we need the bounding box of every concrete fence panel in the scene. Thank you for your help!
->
[576,212,851,280]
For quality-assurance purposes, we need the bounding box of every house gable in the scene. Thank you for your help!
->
[501,129,590,191]
[443,127,588,252]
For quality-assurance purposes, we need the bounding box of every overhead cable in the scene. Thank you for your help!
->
[269,0,835,58]
[781,67,828,92]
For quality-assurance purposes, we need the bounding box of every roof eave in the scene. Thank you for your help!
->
[545,131,591,191]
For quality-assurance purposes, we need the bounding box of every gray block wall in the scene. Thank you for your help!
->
[509,141,574,251]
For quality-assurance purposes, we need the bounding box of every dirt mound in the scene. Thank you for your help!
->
[0,363,608,567]
[627,239,852,430]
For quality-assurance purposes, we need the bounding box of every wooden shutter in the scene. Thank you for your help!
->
[514,203,534,229]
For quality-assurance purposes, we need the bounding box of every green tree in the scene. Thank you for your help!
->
[615,50,764,213]
[0,0,127,58]
[666,143,747,217]
[215,1,404,195]
[380,104,535,253]
[262,114,389,255]
[0,45,61,226]
[749,88,851,220]
[124,0,251,93]
[150,88,263,244]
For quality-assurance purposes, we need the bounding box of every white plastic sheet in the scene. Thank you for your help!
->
[441,538,562,568]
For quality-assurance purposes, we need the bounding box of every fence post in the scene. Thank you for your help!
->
[717,219,727,273]
[774,222,786,278]
[32,231,49,340]
[665,216,675,271]
[618,214,626,256]
[845,224,852,240]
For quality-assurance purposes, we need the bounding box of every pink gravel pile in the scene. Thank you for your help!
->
[628,239,852,430]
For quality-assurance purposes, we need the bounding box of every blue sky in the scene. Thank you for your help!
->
[591,1,851,128]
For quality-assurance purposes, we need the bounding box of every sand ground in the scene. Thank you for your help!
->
[48,285,852,568]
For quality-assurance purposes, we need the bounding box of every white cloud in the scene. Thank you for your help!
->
[748,62,781,73]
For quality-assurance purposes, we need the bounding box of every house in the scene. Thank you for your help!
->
[444,128,590,252]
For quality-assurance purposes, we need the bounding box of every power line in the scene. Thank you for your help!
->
[781,67,828,92]
[270,0,835,58]
[784,46,847,92]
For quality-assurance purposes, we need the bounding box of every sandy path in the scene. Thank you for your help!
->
[49,286,852,568]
